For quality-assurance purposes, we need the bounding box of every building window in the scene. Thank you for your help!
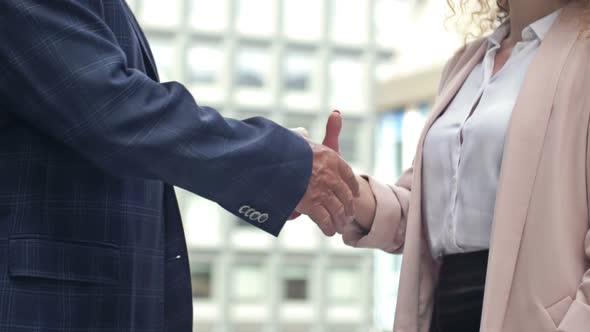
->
[187,42,224,85]
[235,45,273,106]
[189,0,228,32]
[147,35,176,82]
[327,266,360,303]
[282,49,319,109]
[282,265,309,301]
[419,101,431,115]
[375,111,405,182]
[191,262,212,299]
[283,51,313,92]
[330,54,366,111]
[283,0,323,41]
[339,118,363,164]
[236,46,271,89]
[136,0,181,28]
[236,0,276,37]
[401,110,428,169]
[330,0,368,45]
[233,263,265,301]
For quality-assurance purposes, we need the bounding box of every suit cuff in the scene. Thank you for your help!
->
[228,126,313,237]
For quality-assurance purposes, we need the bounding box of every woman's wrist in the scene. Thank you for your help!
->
[352,174,377,232]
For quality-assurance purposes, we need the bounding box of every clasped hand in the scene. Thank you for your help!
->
[291,112,359,236]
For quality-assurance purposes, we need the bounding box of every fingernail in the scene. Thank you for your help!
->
[333,110,341,114]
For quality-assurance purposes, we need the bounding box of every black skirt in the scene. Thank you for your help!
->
[430,250,489,332]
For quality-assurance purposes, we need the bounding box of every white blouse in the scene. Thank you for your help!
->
[422,10,561,259]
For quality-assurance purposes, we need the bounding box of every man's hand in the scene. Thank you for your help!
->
[292,111,359,236]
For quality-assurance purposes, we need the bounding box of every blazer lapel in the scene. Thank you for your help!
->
[419,42,487,148]
[481,7,581,330]
[392,41,487,331]
[122,2,160,81]
[410,40,487,230]
[407,40,487,260]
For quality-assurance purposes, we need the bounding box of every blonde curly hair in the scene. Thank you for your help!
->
[447,0,589,38]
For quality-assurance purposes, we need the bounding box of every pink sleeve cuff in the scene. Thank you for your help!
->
[342,175,410,253]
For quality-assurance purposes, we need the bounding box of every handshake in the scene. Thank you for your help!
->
[290,111,362,236]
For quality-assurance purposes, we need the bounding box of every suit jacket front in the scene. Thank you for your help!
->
[0,1,312,331]
[343,4,590,332]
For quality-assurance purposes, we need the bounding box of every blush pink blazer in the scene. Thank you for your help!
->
[343,4,590,332]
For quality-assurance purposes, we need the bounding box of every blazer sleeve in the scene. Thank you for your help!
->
[342,168,413,254]
[557,109,590,330]
[0,0,312,236]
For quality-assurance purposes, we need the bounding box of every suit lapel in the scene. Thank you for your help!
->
[480,7,581,330]
[122,1,160,81]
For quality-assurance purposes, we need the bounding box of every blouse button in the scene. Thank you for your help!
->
[522,28,535,41]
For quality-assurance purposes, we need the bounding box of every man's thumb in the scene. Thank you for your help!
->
[322,111,342,153]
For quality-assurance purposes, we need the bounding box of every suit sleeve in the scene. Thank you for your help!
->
[0,0,312,236]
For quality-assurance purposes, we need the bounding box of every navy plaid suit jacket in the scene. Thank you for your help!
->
[0,1,312,331]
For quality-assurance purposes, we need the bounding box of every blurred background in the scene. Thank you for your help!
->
[126,0,463,331]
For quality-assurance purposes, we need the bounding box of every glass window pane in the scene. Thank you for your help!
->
[187,43,224,85]
[190,0,228,32]
[237,0,275,36]
[236,46,271,89]
[137,0,181,28]
[328,266,359,302]
[375,112,404,181]
[283,0,322,41]
[331,0,368,45]
[148,36,176,82]
[282,265,309,301]
[284,52,313,92]
[191,262,212,299]
[340,118,363,164]
[233,263,265,301]
[283,50,320,109]
[285,279,307,300]
[330,55,366,110]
